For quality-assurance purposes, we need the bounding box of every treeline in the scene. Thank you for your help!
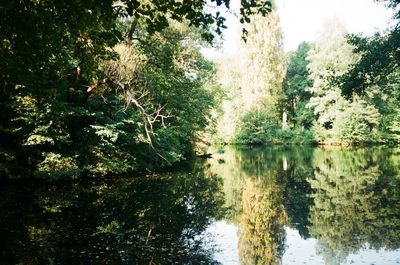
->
[1,0,398,179]
[217,1,400,146]
[1,0,273,179]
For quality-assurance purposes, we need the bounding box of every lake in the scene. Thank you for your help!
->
[1,146,400,264]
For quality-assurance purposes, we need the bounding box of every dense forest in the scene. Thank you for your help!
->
[217,1,400,146]
[1,0,399,179]
[0,0,270,179]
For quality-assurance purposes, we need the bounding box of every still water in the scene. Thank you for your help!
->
[1,146,400,264]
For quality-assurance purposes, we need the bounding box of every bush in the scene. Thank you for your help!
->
[234,110,279,145]
[234,110,315,145]
[332,99,380,143]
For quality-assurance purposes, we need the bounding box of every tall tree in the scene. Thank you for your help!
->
[239,8,285,114]
[283,42,313,128]
[307,20,357,131]
[337,0,400,143]
[215,2,284,143]
[305,19,383,142]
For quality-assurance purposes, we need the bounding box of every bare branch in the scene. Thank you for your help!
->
[83,77,110,102]
[112,2,127,9]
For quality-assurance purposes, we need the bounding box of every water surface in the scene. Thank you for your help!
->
[1,146,400,264]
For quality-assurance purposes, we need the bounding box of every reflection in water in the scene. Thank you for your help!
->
[209,146,400,265]
[1,147,400,264]
[309,148,400,265]
[0,163,225,264]
[239,178,286,265]
[210,146,315,264]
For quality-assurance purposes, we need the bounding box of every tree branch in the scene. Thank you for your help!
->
[86,78,110,96]
[126,18,138,42]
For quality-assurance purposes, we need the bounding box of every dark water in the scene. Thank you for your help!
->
[1,146,400,264]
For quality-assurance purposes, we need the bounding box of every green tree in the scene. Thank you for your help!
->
[333,97,380,143]
[339,0,399,96]
[306,20,357,132]
[283,42,314,128]
[239,8,285,113]
[0,0,273,178]
[234,110,280,145]
[337,1,400,143]
[215,56,244,143]
[339,30,400,96]
[94,23,222,170]
[226,4,287,144]
[306,19,383,143]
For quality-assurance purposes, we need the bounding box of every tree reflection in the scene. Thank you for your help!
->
[210,146,314,229]
[308,147,400,264]
[238,178,287,265]
[210,146,314,264]
[210,146,400,265]
[0,164,225,264]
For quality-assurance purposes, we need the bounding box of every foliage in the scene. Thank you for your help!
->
[333,1,400,144]
[332,98,381,143]
[339,0,400,97]
[216,10,400,146]
[239,11,285,113]
[339,29,400,96]
[101,25,222,169]
[283,42,314,128]
[214,56,244,142]
[234,110,314,145]
[334,4,400,143]
[235,110,280,145]
[1,0,246,178]
[385,108,400,142]
[217,5,297,146]
[219,15,399,146]
[306,20,358,131]
[303,20,390,144]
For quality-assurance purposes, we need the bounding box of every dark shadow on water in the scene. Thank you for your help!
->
[0,162,225,264]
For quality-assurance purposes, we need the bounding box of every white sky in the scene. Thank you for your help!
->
[202,0,395,58]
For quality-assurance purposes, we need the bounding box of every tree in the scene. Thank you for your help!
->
[0,0,273,178]
[220,3,287,145]
[239,8,285,113]
[333,97,380,143]
[283,42,314,128]
[304,19,383,143]
[336,1,400,143]
[215,2,285,144]
[307,20,358,131]
[339,0,399,96]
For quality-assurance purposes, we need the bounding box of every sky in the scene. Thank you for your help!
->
[202,0,395,58]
